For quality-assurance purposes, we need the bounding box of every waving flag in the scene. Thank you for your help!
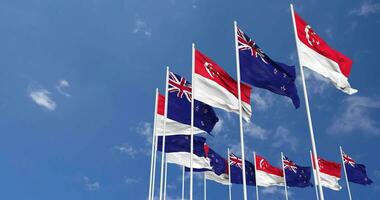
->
[292,11,357,94]
[342,150,373,185]
[255,154,284,187]
[229,153,256,185]
[157,135,211,170]
[155,72,219,136]
[187,145,230,185]
[194,49,252,121]
[313,156,342,191]
[283,155,312,187]
[237,27,300,108]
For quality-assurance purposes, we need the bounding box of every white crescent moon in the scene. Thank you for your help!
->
[259,159,265,169]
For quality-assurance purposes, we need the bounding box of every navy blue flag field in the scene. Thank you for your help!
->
[229,153,256,185]
[168,71,219,134]
[157,135,206,155]
[343,151,373,185]
[186,145,228,175]
[237,27,300,108]
[283,155,312,187]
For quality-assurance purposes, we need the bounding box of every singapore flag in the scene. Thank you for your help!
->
[292,9,357,95]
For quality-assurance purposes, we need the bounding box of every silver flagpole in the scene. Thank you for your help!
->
[204,172,207,200]
[253,152,259,200]
[234,20,248,200]
[149,89,159,200]
[151,120,159,200]
[163,158,168,200]
[182,166,185,200]
[190,43,195,200]
[228,148,232,200]
[310,150,320,200]
[281,152,289,200]
[290,4,324,200]
[159,67,170,200]
[340,146,353,200]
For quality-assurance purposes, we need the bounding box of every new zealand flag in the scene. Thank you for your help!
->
[237,27,300,108]
[342,151,373,185]
[283,155,312,187]
[229,153,256,185]
[167,72,219,134]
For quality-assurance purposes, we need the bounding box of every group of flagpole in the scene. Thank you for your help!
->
[190,43,196,200]
[227,148,232,200]
[340,146,353,200]
[310,151,320,200]
[148,89,159,200]
[290,4,324,200]
[253,152,259,200]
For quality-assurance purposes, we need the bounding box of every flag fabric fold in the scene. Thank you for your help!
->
[342,151,373,185]
[237,27,300,108]
[157,135,211,170]
[283,155,312,187]
[293,11,357,95]
[193,49,252,121]
[255,154,284,187]
[313,156,342,191]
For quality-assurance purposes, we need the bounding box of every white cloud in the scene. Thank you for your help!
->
[124,177,141,184]
[272,126,298,152]
[115,143,138,158]
[252,92,274,111]
[244,122,269,140]
[212,119,224,135]
[56,79,71,97]
[83,176,100,191]
[136,122,153,143]
[328,96,380,135]
[133,19,152,37]
[261,186,292,197]
[303,69,330,95]
[29,88,56,111]
[350,1,380,16]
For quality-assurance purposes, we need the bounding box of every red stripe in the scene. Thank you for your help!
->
[157,93,165,115]
[312,156,341,178]
[255,155,283,177]
[194,49,251,104]
[294,12,352,77]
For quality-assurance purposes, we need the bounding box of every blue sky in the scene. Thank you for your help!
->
[0,0,379,199]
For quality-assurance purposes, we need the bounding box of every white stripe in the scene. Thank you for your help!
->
[155,114,203,136]
[205,171,230,185]
[297,40,357,95]
[193,74,252,122]
[256,170,284,187]
[166,152,212,170]
[313,170,342,191]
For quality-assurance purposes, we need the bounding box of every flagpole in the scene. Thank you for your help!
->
[340,146,353,200]
[234,20,248,200]
[290,4,324,200]
[253,152,259,200]
[281,152,289,200]
[204,172,207,200]
[163,158,168,200]
[152,92,160,200]
[159,67,170,200]
[228,148,232,200]
[190,43,196,200]
[182,166,185,200]
[310,150,320,200]
[149,89,159,200]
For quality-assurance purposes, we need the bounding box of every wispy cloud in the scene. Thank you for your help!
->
[324,27,333,39]
[244,123,269,140]
[261,186,292,197]
[191,0,198,9]
[114,143,138,158]
[124,176,141,184]
[328,96,380,135]
[251,91,275,111]
[136,122,153,143]
[56,79,71,97]
[83,176,100,191]
[271,126,298,152]
[302,69,330,95]
[133,19,152,38]
[29,88,56,111]
[212,119,224,135]
[349,1,380,16]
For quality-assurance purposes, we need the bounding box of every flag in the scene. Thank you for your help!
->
[157,135,211,170]
[342,150,373,185]
[193,49,252,121]
[237,27,300,108]
[229,153,256,185]
[155,72,219,136]
[186,145,230,185]
[255,154,284,187]
[292,11,357,94]
[283,155,312,187]
[313,156,342,191]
